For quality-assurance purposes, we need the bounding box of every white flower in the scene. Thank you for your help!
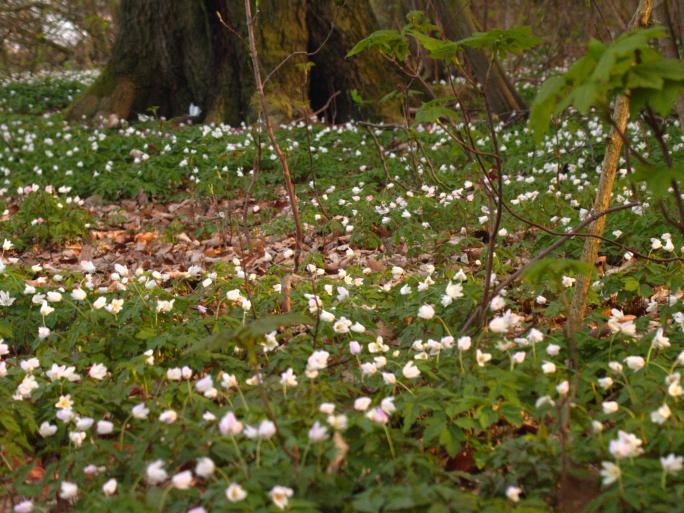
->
[320,310,335,322]
[255,419,276,439]
[380,397,395,414]
[75,417,93,431]
[600,461,621,486]
[20,358,40,373]
[457,336,472,351]
[0,290,15,306]
[608,361,623,374]
[220,373,238,389]
[556,380,569,396]
[546,344,560,356]
[661,454,684,475]
[506,486,522,502]
[651,403,671,425]
[598,377,613,390]
[132,403,150,419]
[46,291,62,303]
[476,349,492,367]
[609,431,643,459]
[189,103,201,117]
[527,328,544,343]
[81,260,96,273]
[219,412,243,436]
[97,420,114,435]
[195,457,215,478]
[402,361,421,379]
[445,282,463,299]
[226,483,248,502]
[92,296,107,309]
[106,298,124,314]
[354,397,372,411]
[159,410,177,424]
[172,470,193,490]
[167,368,182,381]
[490,295,506,311]
[417,304,435,320]
[333,317,352,334]
[71,288,87,301]
[156,299,175,313]
[308,421,328,442]
[624,356,645,372]
[102,478,117,496]
[226,289,242,301]
[60,481,78,499]
[39,421,57,438]
[327,414,348,431]
[561,276,576,287]
[280,368,298,388]
[195,375,214,394]
[488,315,507,333]
[306,350,330,377]
[240,298,251,311]
[652,328,670,349]
[89,363,107,380]
[366,407,389,424]
[349,341,362,354]
[270,486,294,510]
[320,403,335,415]
[146,460,168,484]
[541,361,556,374]
[602,401,619,414]
[39,302,54,316]
[14,500,33,513]
[55,394,73,409]
[511,351,526,365]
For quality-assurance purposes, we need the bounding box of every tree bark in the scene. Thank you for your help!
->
[432,0,527,119]
[66,0,403,124]
[566,0,654,336]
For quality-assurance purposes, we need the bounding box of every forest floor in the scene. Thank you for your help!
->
[1,71,683,512]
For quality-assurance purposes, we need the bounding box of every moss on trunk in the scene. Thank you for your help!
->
[67,0,403,125]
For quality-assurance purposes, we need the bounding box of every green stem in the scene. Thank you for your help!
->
[383,424,396,459]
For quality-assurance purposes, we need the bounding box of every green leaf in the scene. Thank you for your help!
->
[405,29,461,61]
[458,25,540,57]
[347,29,409,60]
[184,311,311,357]
[423,414,446,444]
[522,258,593,288]
[439,424,463,457]
[631,162,683,197]
[0,320,12,338]
[414,103,459,124]
[623,276,639,292]
[135,327,157,340]
[529,75,566,142]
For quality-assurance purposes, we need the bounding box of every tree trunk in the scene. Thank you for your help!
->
[432,0,526,119]
[67,0,402,124]
[566,0,654,336]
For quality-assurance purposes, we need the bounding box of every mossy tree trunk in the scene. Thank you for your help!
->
[67,0,402,124]
[432,0,526,118]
